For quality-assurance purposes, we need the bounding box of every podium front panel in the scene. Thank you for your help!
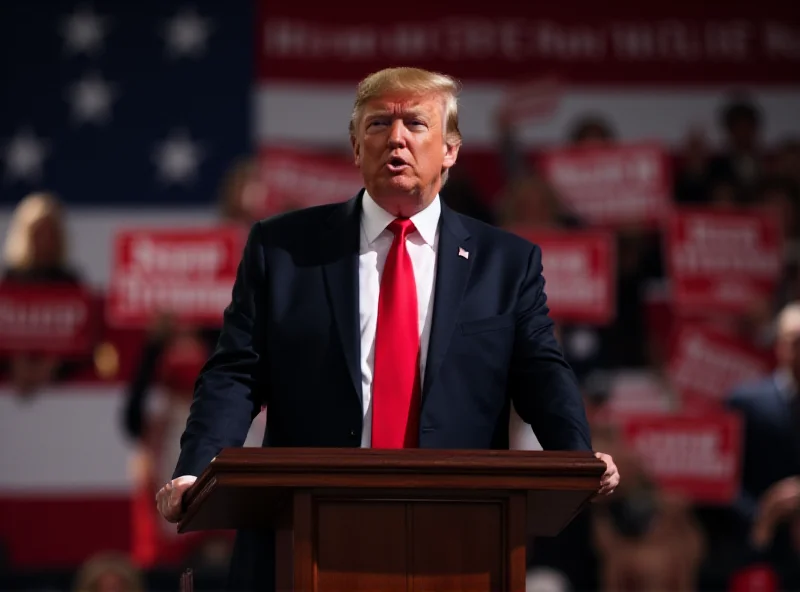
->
[278,489,526,592]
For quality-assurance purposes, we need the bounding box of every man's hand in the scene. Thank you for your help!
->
[593,451,620,499]
[155,475,197,523]
[751,476,800,548]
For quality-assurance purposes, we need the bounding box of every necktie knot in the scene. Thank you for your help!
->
[388,218,416,241]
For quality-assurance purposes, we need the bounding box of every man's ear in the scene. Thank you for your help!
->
[442,139,460,171]
[351,135,360,167]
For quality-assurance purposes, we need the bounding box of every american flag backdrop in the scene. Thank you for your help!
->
[0,0,257,569]
[0,0,252,208]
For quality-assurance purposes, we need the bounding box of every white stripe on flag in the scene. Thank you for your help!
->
[255,83,800,149]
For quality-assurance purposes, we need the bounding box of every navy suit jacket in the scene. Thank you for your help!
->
[173,192,592,589]
[726,375,800,523]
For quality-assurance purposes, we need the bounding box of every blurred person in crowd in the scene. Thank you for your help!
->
[72,552,144,592]
[758,177,800,249]
[674,127,712,204]
[568,114,616,147]
[600,225,663,370]
[725,302,800,573]
[438,167,495,225]
[675,99,770,207]
[524,378,617,591]
[217,155,272,224]
[156,67,620,591]
[125,319,234,568]
[707,177,745,209]
[771,137,800,187]
[0,192,85,396]
[590,420,706,592]
[708,96,764,193]
[498,175,580,230]
[759,177,800,326]
[2,192,79,283]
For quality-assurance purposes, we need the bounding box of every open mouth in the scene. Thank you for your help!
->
[386,156,409,172]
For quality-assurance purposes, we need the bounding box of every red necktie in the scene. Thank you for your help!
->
[372,218,421,448]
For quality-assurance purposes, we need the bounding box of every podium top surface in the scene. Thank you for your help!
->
[184,448,604,504]
[201,447,602,475]
[179,448,605,534]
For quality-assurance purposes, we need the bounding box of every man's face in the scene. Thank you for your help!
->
[351,92,459,216]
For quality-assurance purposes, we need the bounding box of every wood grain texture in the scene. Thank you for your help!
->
[409,501,503,592]
[316,500,408,592]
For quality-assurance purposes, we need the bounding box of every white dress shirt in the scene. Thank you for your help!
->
[358,190,440,447]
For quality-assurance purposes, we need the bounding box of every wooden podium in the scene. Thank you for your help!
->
[179,448,604,592]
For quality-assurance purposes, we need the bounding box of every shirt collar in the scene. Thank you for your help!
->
[361,189,440,247]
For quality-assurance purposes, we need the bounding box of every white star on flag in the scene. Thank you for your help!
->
[153,129,205,185]
[2,128,51,183]
[60,5,110,56]
[66,72,118,125]
[162,8,213,59]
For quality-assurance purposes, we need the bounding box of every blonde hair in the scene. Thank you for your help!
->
[72,552,145,592]
[2,191,67,271]
[349,67,463,185]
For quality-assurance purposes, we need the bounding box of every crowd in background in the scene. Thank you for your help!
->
[1,91,799,592]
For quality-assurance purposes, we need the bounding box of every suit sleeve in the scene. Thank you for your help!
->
[172,223,269,478]
[723,390,759,526]
[508,244,593,451]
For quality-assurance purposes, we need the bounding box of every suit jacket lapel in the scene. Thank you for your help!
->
[321,193,363,405]
[423,204,472,399]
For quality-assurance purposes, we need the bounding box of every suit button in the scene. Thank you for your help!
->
[349,429,357,437]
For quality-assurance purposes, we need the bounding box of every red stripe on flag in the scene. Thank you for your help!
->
[0,495,131,568]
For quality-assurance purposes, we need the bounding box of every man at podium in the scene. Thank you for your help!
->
[156,67,619,590]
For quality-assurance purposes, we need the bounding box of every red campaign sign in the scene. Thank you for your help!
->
[666,207,783,316]
[620,412,743,504]
[537,142,672,227]
[256,146,362,218]
[258,1,799,84]
[668,324,773,410]
[106,227,246,329]
[0,283,97,356]
[509,228,615,324]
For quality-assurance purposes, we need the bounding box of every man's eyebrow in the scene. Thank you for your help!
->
[365,108,429,119]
